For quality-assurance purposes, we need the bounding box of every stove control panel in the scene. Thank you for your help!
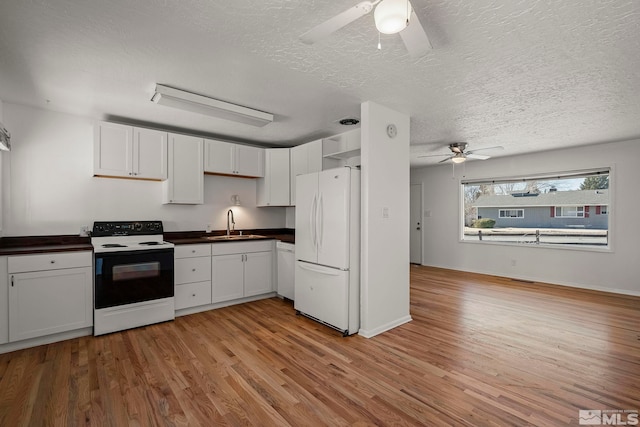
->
[92,221,164,237]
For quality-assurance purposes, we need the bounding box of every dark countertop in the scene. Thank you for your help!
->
[0,229,294,256]
[0,235,93,256]
[165,228,295,245]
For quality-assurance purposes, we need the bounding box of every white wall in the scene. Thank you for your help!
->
[2,103,286,236]
[360,101,411,337]
[411,139,640,296]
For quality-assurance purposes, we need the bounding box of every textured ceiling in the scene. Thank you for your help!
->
[0,0,639,166]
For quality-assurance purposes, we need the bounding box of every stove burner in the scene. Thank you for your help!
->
[139,241,162,246]
[102,243,127,248]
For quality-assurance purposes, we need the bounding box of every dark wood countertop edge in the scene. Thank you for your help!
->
[0,228,295,255]
[165,228,295,245]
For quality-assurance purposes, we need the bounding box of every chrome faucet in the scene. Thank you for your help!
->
[226,209,235,236]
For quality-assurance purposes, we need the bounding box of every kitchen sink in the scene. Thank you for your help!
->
[203,234,267,241]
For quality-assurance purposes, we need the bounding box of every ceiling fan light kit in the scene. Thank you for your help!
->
[151,84,274,127]
[374,0,412,34]
[417,142,505,163]
[299,0,431,58]
[451,154,466,163]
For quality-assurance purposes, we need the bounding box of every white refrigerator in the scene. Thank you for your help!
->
[295,166,360,336]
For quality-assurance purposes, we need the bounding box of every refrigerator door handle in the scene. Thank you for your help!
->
[310,194,317,248]
[318,192,324,250]
[297,261,342,276]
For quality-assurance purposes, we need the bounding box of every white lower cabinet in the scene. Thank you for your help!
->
[211,254,245,303]
[7,251,93,342]
[174,244,212,310]
[211,241,274,303]
[174,241,275,310]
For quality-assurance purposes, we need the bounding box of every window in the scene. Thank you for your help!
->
[555,206,584,217]
[462,169,610,249]
[499,209,524,218]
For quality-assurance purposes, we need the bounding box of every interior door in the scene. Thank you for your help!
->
[317,168,350,269]
[410,183,422,264]
[295,172,319,263]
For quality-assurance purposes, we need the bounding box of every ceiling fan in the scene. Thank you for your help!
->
[299,0,432,58]
[417,143,504,163]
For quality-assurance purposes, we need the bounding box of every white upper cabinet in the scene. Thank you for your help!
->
[322,128,361,168]
[204,139,264,178]
[257,148,290,206]
[290,139,322,205]
[94,122,167,180]
[133,127,168,180]
[163,133,204,204]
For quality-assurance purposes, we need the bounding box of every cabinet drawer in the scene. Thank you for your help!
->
[175,256,211,284]
[8,251,92,273]
[175,281,212,310]
[210,240,274,256]
[174,244,211,258]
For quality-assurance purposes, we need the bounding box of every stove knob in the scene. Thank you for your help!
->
[134,222,142,231]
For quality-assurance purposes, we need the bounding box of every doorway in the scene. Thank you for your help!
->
[410,184,422,264]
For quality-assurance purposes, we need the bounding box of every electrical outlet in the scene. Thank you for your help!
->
[511,259,517,267]
[80,225,90,237]
[206,224,212,233]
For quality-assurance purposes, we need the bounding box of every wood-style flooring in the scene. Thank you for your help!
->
[1,266,639,426]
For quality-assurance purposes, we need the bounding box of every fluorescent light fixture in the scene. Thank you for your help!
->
[0,123,11,151]
[151,84,274,127]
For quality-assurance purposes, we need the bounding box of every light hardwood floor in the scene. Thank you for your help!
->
[1,265,639,426]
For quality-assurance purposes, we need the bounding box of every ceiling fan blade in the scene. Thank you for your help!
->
[417,153,451,158]
[438,156,453,163]
[466,153,491,160]
[300,1,375,44]
[399,10,432,58]
[467,145,504,153]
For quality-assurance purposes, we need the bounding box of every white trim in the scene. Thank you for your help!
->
[358,315,412,338]
[0,327,92,355]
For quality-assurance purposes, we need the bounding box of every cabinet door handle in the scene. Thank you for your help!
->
[192,268,196,272]
[11,276,14,287]
[50,260,56,264]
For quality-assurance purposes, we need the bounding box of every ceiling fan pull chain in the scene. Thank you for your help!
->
[406,0,410,25]
[378,31,382,50]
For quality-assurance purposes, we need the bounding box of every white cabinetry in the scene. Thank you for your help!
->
[7,252,93,342]
[322,128,361,168]
[211,241,273,303]
[204,139,264,177]
[94,122,167,180]
[163,133,204,204]
[174,245,212,310]
[257,148,290,206]
[290,140,323,205]
[0,257,7,344]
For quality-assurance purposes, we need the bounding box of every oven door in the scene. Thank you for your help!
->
[94,248,174,309]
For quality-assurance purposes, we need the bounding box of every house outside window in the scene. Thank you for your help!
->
[462,169,610,248]
[555,206,584,218]
[499,209,524,218]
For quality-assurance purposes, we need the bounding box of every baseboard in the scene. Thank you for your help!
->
[358,315,412,338]
[0,327,93,355]
[175,292,277,317]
